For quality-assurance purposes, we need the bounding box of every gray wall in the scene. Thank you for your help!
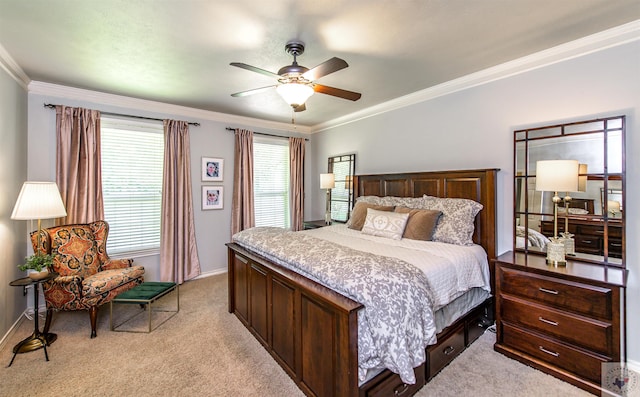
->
[311,40,640,365]
[0,66,28,345]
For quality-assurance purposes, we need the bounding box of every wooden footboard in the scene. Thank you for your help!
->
[228,243,362,397]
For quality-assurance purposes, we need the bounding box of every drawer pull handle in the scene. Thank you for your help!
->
[394,383,409,396]
[611,243,622,247]
[539,346,560,357]
[236,256,248,264]
[443,346,456,355]
[582,240,593,244]
[538,287,559,295]
[538,317,558,326]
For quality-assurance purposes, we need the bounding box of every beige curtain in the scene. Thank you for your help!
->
[289,137,305,231]
[231,129,255,236]
[160,120,201,284]
[55,105,104,224]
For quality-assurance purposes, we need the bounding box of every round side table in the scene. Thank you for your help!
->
[8,272,58,367]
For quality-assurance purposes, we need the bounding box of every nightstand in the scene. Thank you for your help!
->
[493,251,627,395]
[303,220,330,230]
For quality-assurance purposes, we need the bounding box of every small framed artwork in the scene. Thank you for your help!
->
[202,157,223,181]
[202,186,224,210]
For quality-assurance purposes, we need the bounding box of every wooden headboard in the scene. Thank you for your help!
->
[353,168,499,259]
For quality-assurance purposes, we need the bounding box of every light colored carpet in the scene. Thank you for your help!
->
[0,274,590,397]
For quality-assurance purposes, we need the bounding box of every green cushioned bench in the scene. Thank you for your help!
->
[110,282,179,333]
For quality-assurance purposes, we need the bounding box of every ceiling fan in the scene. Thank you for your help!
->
[230,41,361,112]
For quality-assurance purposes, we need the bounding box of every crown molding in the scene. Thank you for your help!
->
[27,81,312,134]
[311,19,640,133]
[0,42,29,90]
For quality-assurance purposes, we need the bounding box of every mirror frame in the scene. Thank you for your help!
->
[513,115,625,268]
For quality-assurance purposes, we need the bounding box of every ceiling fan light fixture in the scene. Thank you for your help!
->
[276,83,314,107]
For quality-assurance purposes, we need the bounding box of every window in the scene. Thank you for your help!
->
[254,137,290,228]
[328,154,356,222]
[101,117,164,255]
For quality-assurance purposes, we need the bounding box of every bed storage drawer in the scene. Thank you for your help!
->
[426,323,465,380]
[365,363,425,397]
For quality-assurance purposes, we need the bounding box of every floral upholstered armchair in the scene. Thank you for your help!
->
[31,220,145,338]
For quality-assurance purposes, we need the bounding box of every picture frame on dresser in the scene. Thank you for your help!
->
[497,115,628,396]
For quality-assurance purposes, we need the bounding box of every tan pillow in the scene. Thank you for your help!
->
[394,207,442,241]
[347,202,394,230]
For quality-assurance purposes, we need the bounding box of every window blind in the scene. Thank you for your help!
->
[101,117,164,255]
[254,137,290,229]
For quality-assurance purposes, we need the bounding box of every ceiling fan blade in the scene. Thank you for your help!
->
[231,85,276,97]
[313,84,361,101]
[293,103,306,112]
[230,62,280,78]
[302,57,348,81]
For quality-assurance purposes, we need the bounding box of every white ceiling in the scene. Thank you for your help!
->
[1,1,639,129]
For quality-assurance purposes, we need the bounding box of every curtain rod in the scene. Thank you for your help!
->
[225,127,308,141]
[43,103,200,126]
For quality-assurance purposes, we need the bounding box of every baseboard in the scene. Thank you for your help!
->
[194,268,227,279]
[0,311,27,352]
[628,359,640,372]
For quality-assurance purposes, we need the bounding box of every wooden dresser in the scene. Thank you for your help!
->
[493,251,627,395]
[539,218,623,258]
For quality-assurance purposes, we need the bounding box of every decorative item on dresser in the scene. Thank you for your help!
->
[493,251,627,395]
[227,168,498,397]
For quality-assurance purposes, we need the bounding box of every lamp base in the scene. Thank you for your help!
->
[546,239,567,267]
[546,258,567,267]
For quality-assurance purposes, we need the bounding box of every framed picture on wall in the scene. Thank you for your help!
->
[202,186,223,210]
[202,157,223,181]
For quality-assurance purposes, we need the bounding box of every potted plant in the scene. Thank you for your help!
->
[18,254,53,280]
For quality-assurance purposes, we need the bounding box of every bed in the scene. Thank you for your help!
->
[227,169,498,397]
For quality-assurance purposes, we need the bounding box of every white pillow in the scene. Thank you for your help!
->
[422,195,483,245]
[361,208,410,240]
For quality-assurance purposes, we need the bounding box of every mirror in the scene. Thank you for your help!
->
[514,116,625,267]
[328,154,356,222]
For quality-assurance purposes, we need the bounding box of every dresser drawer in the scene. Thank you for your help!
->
[500,295,613,355]
[498,267,612,319]
[502,323,608,384]
[366,363,425,397]
[574,235,601,253]
[427,323,465,380]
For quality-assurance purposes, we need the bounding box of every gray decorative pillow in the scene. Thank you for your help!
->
[379,196,426,208]
[422,195,483,245]
[355,196,385,205]
[361,208,410,240]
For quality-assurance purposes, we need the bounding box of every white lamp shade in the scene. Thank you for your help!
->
[320,173,335,189]
[11,181,67,220]
[276,83,314,106]
[608,200,621,212]
[535,160,579,192]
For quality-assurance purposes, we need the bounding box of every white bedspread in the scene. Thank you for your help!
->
[304,225,491,310]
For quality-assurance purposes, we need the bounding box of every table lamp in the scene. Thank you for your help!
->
[535,160,579,266]
[320,173,335,225]
[11,181,67,258]
[560,163,588,256]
